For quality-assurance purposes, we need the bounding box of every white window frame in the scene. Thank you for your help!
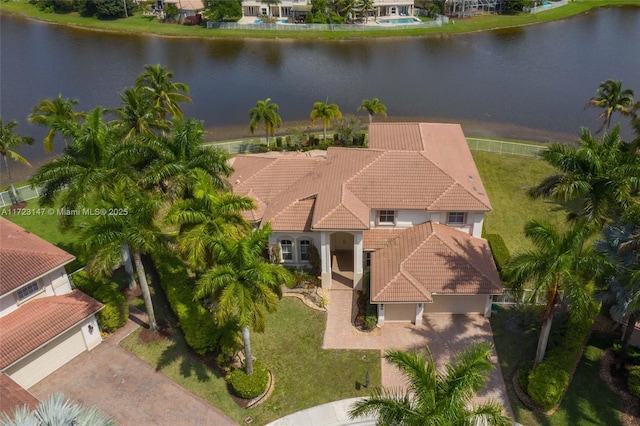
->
[377,210,396,225]
[447,212,467,226]
[280,239,293,262]
[299,239,311,262]
[365,252,372,268]
[17,281,41,302]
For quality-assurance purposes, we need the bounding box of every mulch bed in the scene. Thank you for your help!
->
[138,319,173,344]
[599,349,640,426]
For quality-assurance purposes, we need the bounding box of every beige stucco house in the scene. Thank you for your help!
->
[0,218,103,391]
[230,122,503,326]
[240,0,414,20]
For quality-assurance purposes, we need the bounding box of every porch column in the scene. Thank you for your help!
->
[353,232,363,291]
[484,295,493,318]
[415,303,424,326]
[472,213,484,238]
[320,231,332,289]
[377,304,385,327]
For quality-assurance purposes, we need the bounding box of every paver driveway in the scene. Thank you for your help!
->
[29,320,237,426]
[323,289,513,417]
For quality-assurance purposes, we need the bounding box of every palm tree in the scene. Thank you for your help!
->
[249,98,282,147]
[310,101,342,142]
[135,64,191,121]
[585,79,635,133]
[358,0,375,23]
[0,119,34,203]
[165,170,256,270]
[349,341,512,425]
[340,0,358,22]
[528,126,640,227]
[358,98,387,124]
[111,86,167,139]
[28,94,83,152]
[506,219,611,367]
[1,392,114,426]
[79,184,163,332]
[194,224,292,375]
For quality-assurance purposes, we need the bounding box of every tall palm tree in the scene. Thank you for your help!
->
[165,170,256,270]
[111,86,167,139]
[340,0,358,22]
[358,0,375,23]
[249,98,282,147]
[2,392,114,426]
[78,183,163,332]
[0,119,34,203]
[310,101,342,142]
[135,64,191,121]
[506,219,611,367]
[28,94,83,152]
[585,79,635,134]
[358,98,387,124]
[529,126,640,227]
[349,342,512,425]
[194,224,292,375]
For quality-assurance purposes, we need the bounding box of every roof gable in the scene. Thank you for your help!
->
[0,218,75,295]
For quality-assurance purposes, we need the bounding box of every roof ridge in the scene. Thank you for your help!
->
[342,150,385,188]
[270,194,317,225]
[1,247,72,257]
[398,266,433,300]
[233,157,279,188]
[339,187,369,229]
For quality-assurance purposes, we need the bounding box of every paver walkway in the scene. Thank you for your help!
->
[323,289,513,418]
[29,314,237,426]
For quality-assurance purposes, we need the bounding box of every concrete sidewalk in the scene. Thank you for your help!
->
[265,398,375,426]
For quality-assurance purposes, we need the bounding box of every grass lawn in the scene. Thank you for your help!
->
[491,309,624,426]
[472,151,575,253]
[1,1,638,40]
[121,296,381,424]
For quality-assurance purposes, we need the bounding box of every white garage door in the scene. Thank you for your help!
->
[385,304,416,323]
[6,326,87,389]
[423,295,487,315]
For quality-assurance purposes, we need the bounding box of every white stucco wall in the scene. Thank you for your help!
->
[270,232,318,266]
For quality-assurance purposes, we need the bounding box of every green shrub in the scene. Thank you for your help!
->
[628,366,640,399]
[275,136,282,147]
[485,233,510,275]
[152,251,218,355]
[517,360,533,392]
[528,362,569,410]
[227,361,269,399]
[72,271,128,333]
[307,244,321,277]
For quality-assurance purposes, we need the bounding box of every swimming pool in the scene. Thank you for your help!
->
[378,17,420,25]
[276,18,289,24]
[254,19,262,24]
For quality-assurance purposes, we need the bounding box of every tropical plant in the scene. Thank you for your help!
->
[506,219,612,367]
[194,224,292,375]
[528,126,640,227]
[165,170,256,270]
[249,98,282,147]
[135,64,191,121]
[349,341,512,425]
[28,94,83,152]
[585,79,635,134]
[0,119,34,203]
[1,392,114,426]
[111,86,167,139]
[358,98,387,124]
[334,114,362,145]
[310,101,342,142]
[358,0,374,23]
[340,0,357,21]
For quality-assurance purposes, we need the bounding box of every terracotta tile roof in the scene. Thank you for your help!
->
[0,290,102,369]
[164,0,204,10]
[0,218,75,296]
[229,122,491,232]
[371,222,502,303]
[0,373,38,419]
[271,197,315,232]
[363,229,404,250]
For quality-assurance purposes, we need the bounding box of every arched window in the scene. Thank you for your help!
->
[299,239,311,262]
[280,239,293,261]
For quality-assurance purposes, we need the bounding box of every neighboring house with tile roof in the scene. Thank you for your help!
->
[230,122,503,326]
[0,218,103,392]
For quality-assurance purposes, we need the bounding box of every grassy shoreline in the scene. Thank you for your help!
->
[1,0,638,40]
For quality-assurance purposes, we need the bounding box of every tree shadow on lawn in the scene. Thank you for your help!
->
[154,339,219,383]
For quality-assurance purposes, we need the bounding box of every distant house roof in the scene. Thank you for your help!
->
[0,218,75,296]
[0,290,103,370]
[0,373,38,419]
[370,222,502,303]
[230,123,491,232]
[164,0,205,11]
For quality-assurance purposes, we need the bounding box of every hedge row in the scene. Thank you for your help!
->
[152,251,218,355]
[484,233,511,275]
[72,271,128,332]
[526,303,599,410]
[227,361,269,399]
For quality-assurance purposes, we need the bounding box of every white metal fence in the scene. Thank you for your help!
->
[207,19,442,31]
[0,185,42,208]
[466,138,548,157]
[493,289,562,306]
[530,0,568,14]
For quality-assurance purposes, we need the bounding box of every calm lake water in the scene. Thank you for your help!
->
[1,7,639,179]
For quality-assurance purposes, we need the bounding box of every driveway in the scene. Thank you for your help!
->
[29,319,237,426]
[323,289,513,417]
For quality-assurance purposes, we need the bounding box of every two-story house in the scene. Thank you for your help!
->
[240,0,415,20]
[230,122,503,327]
[0,218,103,390]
